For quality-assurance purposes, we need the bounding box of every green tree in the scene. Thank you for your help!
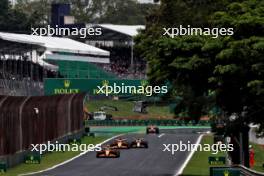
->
[0,0,9,16]
[15,0,56,26]
[209,0,264,133]
[0,0,32,32]
[0,0,10,30]
[136,0,264,166]
[13,0,155,26]
[98,0,149,24]
[71,0,157,24]
[136,0,264,129]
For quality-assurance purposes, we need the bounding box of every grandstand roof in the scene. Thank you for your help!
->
[0,32,110,56]
[86,24,145,41]
[96,24,145,37]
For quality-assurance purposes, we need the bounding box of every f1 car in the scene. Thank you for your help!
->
[146,125,159,134]
[96,145,120,158]
[130,138,148,148]
[110,138,130,149]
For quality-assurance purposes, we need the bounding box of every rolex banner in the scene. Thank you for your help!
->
[44,78,148,95]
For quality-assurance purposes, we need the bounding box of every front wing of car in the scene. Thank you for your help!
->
[130,142,148,148]
[96,151,120,158]
[110,143,130,149]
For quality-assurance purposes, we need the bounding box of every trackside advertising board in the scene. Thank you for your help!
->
[44,78,148,95]
[24,153,41,164]
[0,162,6,173]
[210,167,240,176]
[208,156,226,165]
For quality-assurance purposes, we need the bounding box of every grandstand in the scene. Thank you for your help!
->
[48,3,147,79]
[45,23,147,80]
[0,32,111,96]
[0,29,147,97]
[84,24,147,79]
[0,37,46,96]
[46,60,116,79]
[0,2,147,97]
[0,60,46,96]
[0,22,148,97]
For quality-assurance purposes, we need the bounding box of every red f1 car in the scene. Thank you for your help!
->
[110,138,130,149]
[96,145,120,158]
[146,125,159,134]
[130,138,148,148]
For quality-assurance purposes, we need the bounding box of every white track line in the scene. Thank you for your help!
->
[174,134,204,176]
[20,134,123,176]
[158,133,165,138]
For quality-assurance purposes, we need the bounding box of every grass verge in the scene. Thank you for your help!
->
[86,99,174,119]
[182,136,264,175]
[181,135,225,176]
[2,136,108,176]
[252,143,264,173]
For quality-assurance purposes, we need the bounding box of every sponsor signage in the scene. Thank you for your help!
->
[208,156,226,165]
[44,78,147,95]
[68,138,82,144]
[24,153,41,164]
[0,162,6,173]
[210,167,240,176]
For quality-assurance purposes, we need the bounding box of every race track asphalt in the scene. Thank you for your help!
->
[33,128,210,176]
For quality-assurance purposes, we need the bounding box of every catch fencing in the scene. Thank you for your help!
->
[0,94,85,157]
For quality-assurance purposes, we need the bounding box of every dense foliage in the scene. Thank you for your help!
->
[136,0,264,132]
[0,0,156,32]
[13,0,156,25]
[0,0,32,32]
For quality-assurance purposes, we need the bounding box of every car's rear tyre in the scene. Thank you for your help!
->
[144,142,149,148]
[96,152,101,158]
[115,151,120,158]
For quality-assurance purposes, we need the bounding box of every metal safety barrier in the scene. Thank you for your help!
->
[210,165,264,176]
[85,120,211,126]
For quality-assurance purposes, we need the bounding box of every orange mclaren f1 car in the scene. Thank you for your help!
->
[146,125,159,134]
[96,145,120,158]
[110,138,130,149]
[130,138,148,148]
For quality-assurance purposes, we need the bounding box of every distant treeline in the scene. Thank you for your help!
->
[0,0,158,33]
